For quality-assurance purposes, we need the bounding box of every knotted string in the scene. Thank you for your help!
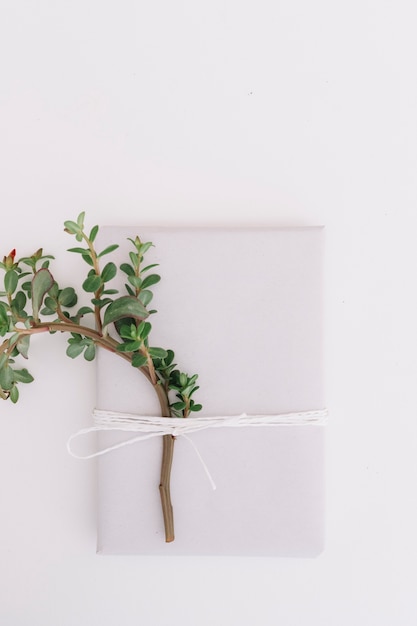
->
[67,408,328,489]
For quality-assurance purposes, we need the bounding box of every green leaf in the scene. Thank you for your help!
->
[32,269,54,320]
[139,242,153,254]
[138,290,153,306]
[189,385,200,397]
[190,403,203,412]
[49,282,59,298]
[116,340,141,353]
[13,368,34,383]
[20,257,35,268]
[4,270,18,294]
[149,347,168,359]
[84,343,96,361]
[66,342,85,358]
[119,324,136,339]
[102,296,149,328]
[91,297,112,308]
[76,306,94,317]
[89,225,99,242]
[43,296,58,311]
[77,211,85,229]
[171,401,186,411]
[165,350,175,366]
[129,251,139,268]
[67,247,88,254]
[128,275,142,289]
[81,253,94,267]
[101,262,117,283]
[82,274,102,292]
[120,263,135,276]
[12,291,27,312]
[0,366,14,390]
[0,303,8,325]
[58,287,78,307]
[131,353,148,368]
[138,321,151,340]
[98,244,119,258]
[21,281,32,296]
[141,263,159,273]
[10,386,19,403]
[64,220,81,235]
[16,335,30,359]
[141,274,161,289]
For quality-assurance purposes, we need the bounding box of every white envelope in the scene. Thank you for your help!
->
[93,226,325,556]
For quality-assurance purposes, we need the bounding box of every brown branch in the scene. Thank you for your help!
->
[154,382,175,542]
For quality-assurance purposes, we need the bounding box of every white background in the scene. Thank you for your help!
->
[0,1,416,624]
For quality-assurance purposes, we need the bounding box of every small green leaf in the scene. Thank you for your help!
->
[117,340,141,353]
[120,263,135,276]
[67,247,88,254]
[91,297,112,308]
[102,296,148,328]
[128,275,142,289]
[81,253,94,267]
[190,403,203,412]
[16,335,30,359]
[49,282,59,298]
[76,306,94,317]
[58,287,78,307]
[119,324,136,339]
[89,225,99,242]
[131,353,148,368]
[138,290,153,306]
[141,274,161,289]
[4,270,18,294]
[66,342,85,358]
[13,368,34,383]
[82,274,102,292]
[129,251,139,268]
[0,365,13,390]
[165,350,175,366]
[10,385,19,403]
[43,297,58,311]
[138,321,151,340]
[141,263,159,273]
[32,269,54,320]
[101,262,117,283]
[64,220,81,235]
[84,343,96,361]
[12,291,27,312]
[149,347,168,359]
[77,211,85,229]
[139,242,153,254]
[171,401,186,411]
[98,244,119,258]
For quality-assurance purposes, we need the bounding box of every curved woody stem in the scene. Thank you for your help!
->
[2,320,177,542]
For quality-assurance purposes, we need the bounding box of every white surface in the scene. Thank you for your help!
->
[0,0,416,624]
[95,227,324,555]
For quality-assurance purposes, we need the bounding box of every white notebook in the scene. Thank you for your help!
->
[94,226,325,556]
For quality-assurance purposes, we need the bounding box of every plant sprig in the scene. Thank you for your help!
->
[0,212,202,419]
[0,213,201,542]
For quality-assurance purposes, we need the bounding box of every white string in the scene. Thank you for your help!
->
[67,408,328,459]
[68,408,328,490]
